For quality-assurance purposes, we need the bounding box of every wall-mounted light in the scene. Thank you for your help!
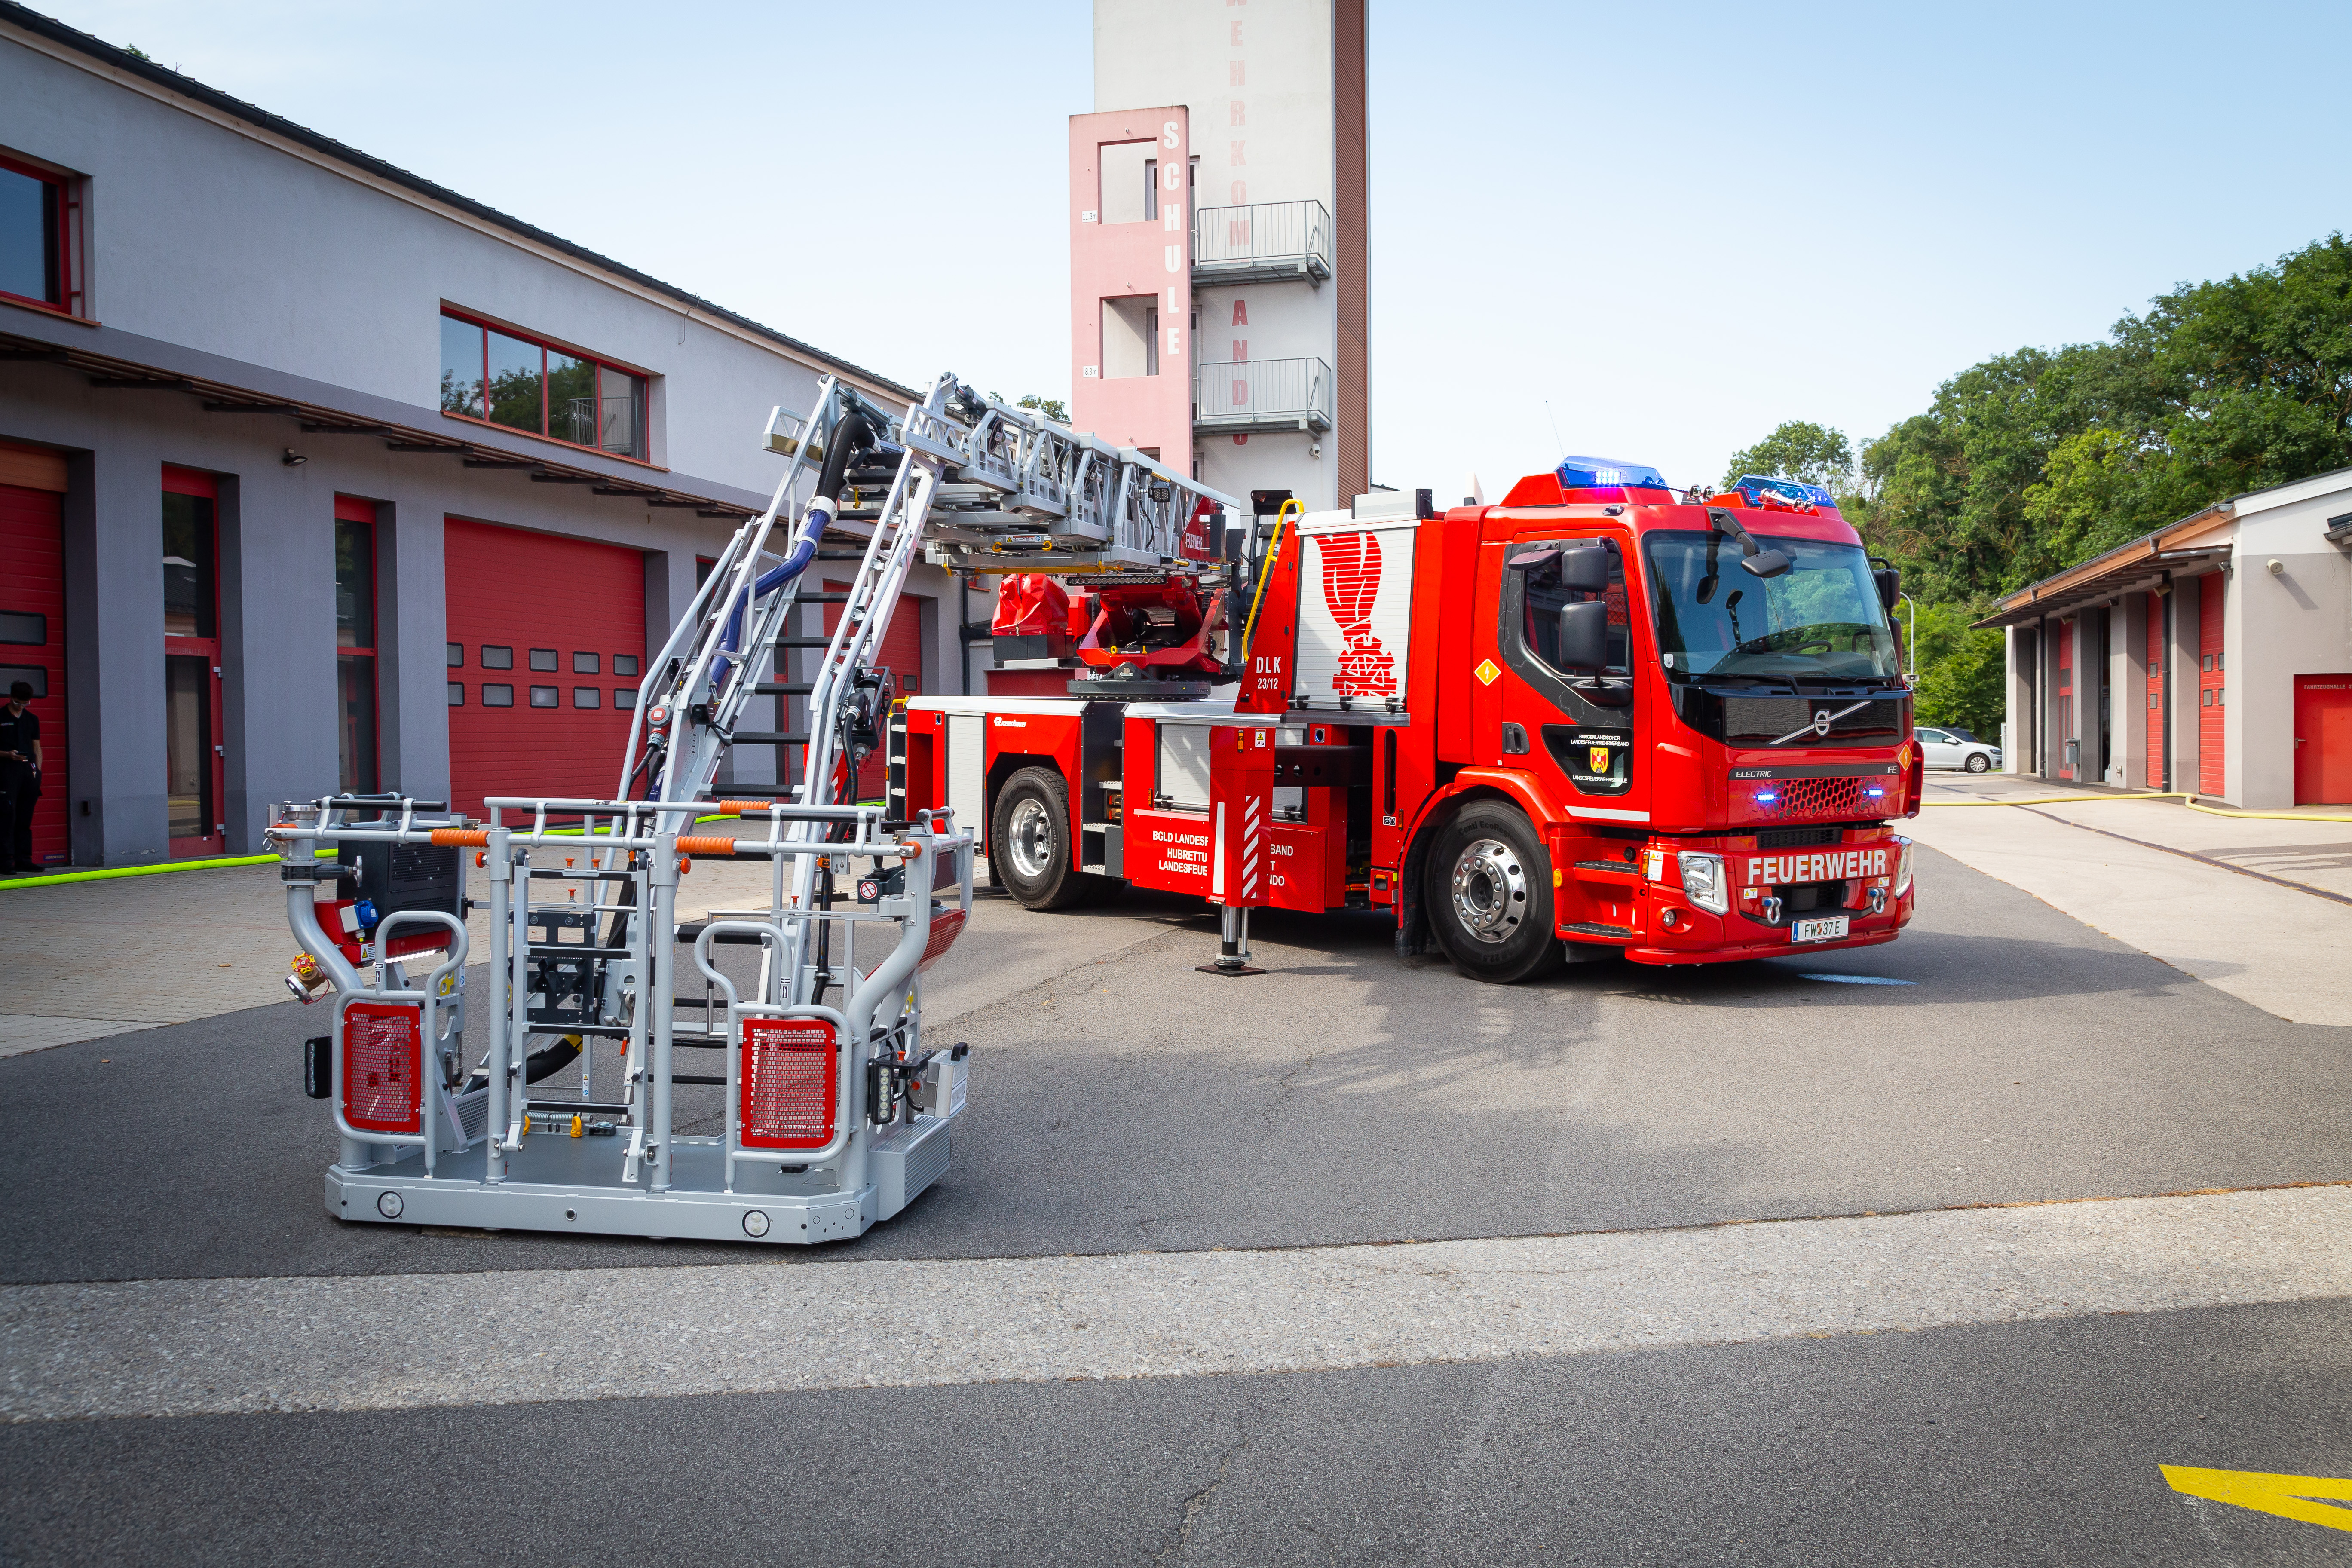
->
[282,448,308,467]
[2267,558,2285,575]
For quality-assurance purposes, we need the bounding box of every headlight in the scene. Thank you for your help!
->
[1893,836,1914,897]
[1678,851,1728,914]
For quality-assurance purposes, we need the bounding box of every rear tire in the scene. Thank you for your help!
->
[1424,802,1558,983]
[990,766,1104,910]
[1964,751,1991,773]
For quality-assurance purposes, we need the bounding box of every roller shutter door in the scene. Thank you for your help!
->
[823,581,923,803]
[2197,573,2225,795]
[0,466,67,869]
[445,518,645,821]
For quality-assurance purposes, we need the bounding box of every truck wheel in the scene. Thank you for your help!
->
[991,766,1097,910]
[1425,802,1558,983]
[1964,751,1991,773]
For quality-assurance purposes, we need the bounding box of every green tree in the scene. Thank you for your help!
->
[1017,394,1070,423]
[1908,602,2006,738]
[1721,421,1854,492]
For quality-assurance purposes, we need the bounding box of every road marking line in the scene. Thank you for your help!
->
[3,1186,2347,1423]
[2161,1466,2352,1533]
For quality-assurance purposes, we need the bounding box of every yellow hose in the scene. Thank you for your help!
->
[1926,791,2352,824]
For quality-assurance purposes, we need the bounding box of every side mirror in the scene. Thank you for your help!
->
[1873,566,1902,611]
[1739,548,1792,579]
[1557,600,1610,671]
[1558,545,1612,594]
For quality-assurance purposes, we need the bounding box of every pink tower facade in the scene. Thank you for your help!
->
[1067,106,1195,466]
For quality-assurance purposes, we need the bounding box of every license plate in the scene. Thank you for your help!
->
[1791,915,1850,943]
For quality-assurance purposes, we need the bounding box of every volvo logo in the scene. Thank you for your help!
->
[1769,700,1871,747]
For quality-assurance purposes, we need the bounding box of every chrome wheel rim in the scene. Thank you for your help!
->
[1449,837,1528,945]
[1006,796,1056,881]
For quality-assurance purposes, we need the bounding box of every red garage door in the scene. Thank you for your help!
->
[0,447,69,870]
[445,518,645,822]
[824,581,923,803]
[2197,573,2225,795]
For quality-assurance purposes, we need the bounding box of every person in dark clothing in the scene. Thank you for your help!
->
[0,680,41,875]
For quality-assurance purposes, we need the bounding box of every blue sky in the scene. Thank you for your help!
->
[44,0,2352,499]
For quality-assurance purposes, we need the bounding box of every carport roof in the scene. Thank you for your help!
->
[1972,505,2236,630]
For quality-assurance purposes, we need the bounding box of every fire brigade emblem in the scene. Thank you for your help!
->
[1319,533,1398,698]
[1589,745,1611,775]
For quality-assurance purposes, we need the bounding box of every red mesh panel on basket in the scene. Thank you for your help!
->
[1767,777,1864,821]
[342,1001,422,1133]
[740,1017,837,1149]
[919,907,967,973]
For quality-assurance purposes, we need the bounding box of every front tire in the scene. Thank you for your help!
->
[1964,751,1991,773]
[1424,802,1558,983]
[989,766,1102,910]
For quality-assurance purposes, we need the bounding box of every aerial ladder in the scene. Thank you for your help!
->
[269,373,1239,1245]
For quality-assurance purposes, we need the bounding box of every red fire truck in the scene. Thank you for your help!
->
[899,458,1919,982]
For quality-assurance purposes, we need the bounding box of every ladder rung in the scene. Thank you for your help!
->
[795,593,849,603]
[775,637,839,648]
[728,732,809,745]
[815,551,867,560]
[753,683,814,695]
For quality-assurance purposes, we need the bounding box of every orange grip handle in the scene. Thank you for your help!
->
[710,800,784,817]
[431,828,490,846]
[675,835,737,856]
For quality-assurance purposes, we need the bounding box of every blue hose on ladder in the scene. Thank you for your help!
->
[711,410,876,694]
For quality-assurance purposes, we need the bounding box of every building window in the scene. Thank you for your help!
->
[0,153,81,317]
[162,469,223,856]
[447,642,463,666]
[438,309,649,459]
[614,687,637,710]
[529,686,558,708]
[614,654,640,677]
[573,686,600,708]
[573,651,598,674]
[481,683,513,707]
[528,648,557,672]
[481,645,513,669]
[448,682,464,705]
[334,499,380,793]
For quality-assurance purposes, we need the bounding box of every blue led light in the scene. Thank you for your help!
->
[1756,792,1779,803]
[1559,455,1670,492]
[1865,787,1885,797]
[1731,473,1837,510]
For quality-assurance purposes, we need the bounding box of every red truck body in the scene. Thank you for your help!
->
[900,468,1918,980]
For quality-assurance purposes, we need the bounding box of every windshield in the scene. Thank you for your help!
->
[1643,530,1900,685]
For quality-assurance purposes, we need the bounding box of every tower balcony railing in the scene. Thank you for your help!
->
[1191,201,1333,286]
[1194,357,1333,435]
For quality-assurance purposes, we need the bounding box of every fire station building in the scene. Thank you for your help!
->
[1984,465,2352,807]
[0,7,969,873]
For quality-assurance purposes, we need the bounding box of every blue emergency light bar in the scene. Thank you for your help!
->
[1731,474,1837,510]
[1558,455,1670,492]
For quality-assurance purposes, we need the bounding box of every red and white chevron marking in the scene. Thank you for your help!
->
[1240,791,1264,903]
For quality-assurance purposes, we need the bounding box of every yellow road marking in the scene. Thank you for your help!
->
[2161,1466,2352,1532]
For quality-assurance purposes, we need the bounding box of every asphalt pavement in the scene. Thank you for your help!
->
[3,844,2349,1563]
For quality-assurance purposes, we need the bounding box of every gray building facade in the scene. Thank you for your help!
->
[0,6,969,870]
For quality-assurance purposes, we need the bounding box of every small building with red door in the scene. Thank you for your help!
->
[0,14,979,870]
[1981,465,2352,808]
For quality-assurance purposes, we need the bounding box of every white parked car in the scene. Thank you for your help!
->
[1917,725,2002,773]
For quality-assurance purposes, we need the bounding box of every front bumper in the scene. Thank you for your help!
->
[1568,833,1916,965]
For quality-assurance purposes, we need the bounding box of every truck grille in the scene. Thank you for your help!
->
[1724,698,1902,747]
[1761,777,1864,821]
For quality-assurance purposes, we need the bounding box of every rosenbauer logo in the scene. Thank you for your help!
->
[1321,533,1397,698]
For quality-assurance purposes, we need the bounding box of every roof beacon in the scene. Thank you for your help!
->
[1556,455,1671,499]
[1730,474,1837,513]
